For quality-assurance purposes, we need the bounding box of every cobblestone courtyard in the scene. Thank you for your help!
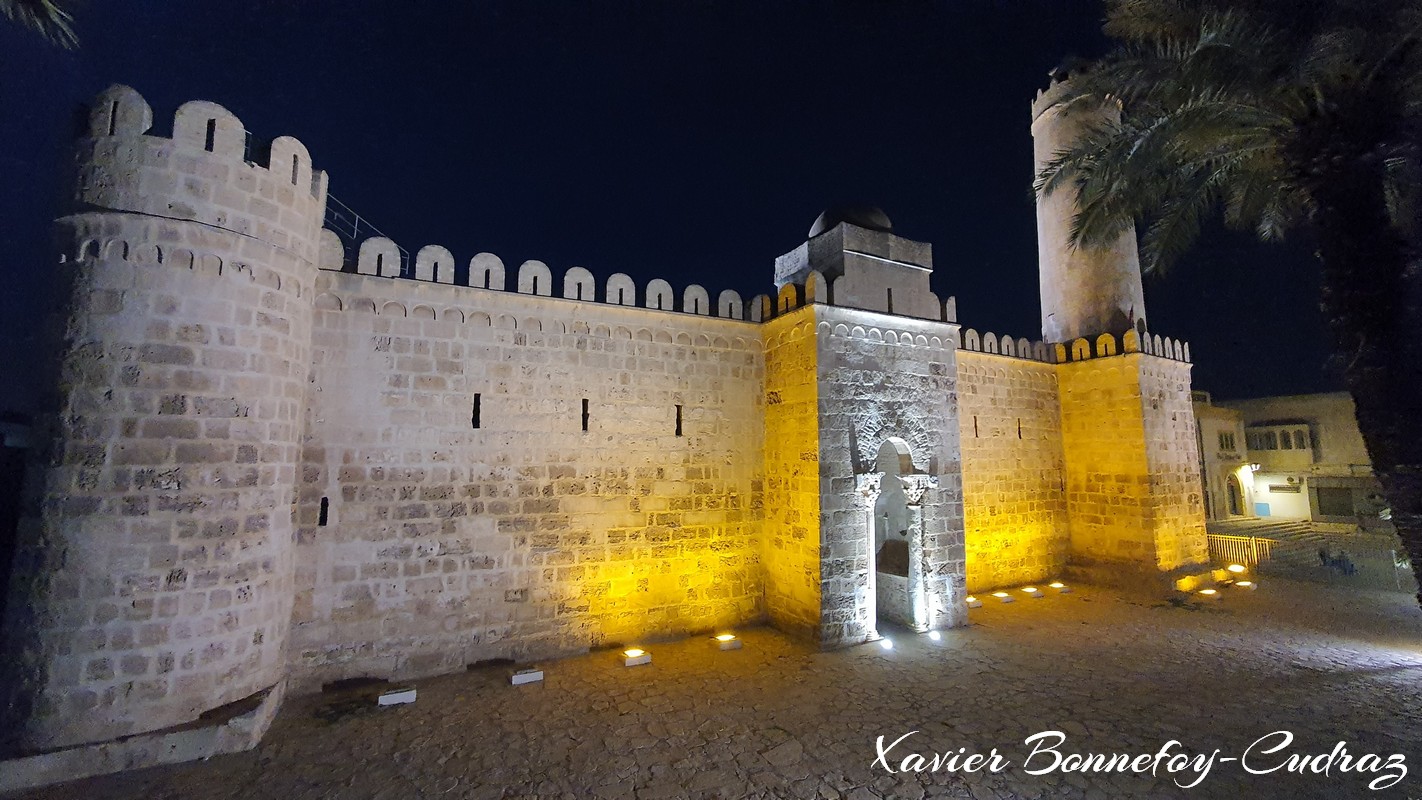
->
[8,579,1421,799]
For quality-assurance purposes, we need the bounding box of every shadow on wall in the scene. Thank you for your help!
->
[0,426,28,625]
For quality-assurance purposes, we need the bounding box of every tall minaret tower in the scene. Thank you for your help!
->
[1031,71,1147,344]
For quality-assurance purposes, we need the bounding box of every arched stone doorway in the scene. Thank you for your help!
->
[857,439,937,636]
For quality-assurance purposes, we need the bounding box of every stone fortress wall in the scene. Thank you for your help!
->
[294,266,768,690]
[4,83,1207,764]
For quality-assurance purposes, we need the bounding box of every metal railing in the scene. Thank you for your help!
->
[322,193,409,275]
[1206,534,1276,567]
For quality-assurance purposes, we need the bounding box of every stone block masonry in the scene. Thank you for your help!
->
[814,307,965,646]
[4,86,325,752]
[292,273,766,689]
[958,350,1068,591]
[760,309,821,639]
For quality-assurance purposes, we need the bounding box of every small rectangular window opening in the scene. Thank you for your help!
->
[675,404,683,437]
[471,393,481,429]
[318,497,329,527]
[576,283,584,301]
[1017,419,1023,439]
[886,287,894,314]
[108,101,119,136]
[581,398,590,432]
[973,415,979,438]
[532,276,539,294]
[204,119,217,152]
[291,154,300,185]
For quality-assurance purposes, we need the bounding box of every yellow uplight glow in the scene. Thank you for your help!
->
[1048,582,1065,589]
[1022,587,1037,593]
[965,595,977,602]
[1227,564,1247,574]
[623,648,645,658]
[991,592,1009,598]
[1198,589,1218,596]
[1237,581,1254,587]
[714,634,736,642]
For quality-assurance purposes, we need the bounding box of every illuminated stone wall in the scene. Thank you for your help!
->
[293,272,766,690]
[956,351,1068,591]
[1057,356,1155,565]
[760,308,821,638]
[1140,360,1208,570]
[815,307,964,646]
[1056,352,1207,574]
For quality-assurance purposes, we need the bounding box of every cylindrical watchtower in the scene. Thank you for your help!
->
[4,85,326,750]
[1031,73,1147,344]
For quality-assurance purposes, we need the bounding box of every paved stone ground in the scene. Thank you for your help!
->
[8,578,1422,799]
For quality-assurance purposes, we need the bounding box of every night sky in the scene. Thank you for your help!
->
[0,0,1335,414]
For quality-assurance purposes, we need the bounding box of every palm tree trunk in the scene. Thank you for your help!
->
[1311,162,1422,606]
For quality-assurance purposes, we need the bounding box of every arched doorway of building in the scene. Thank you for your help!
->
[1227,474,1245,517]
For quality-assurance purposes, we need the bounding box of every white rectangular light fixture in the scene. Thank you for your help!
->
[510,668,544,685]
[377,687,417,706]
[622,648,652,667]
[713,634,742,650]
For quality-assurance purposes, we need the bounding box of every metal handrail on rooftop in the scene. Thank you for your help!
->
[322,193,409,275]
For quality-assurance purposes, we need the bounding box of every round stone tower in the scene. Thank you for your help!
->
[5,85,326,751]
[1031,74,1147,344]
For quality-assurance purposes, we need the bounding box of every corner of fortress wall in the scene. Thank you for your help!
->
[6,84,327,752]
[1053,332,1208,581]
[955,326,1206,591]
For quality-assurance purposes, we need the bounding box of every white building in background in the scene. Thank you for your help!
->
[1191,392,1254,521]
[1218,392,1389,529]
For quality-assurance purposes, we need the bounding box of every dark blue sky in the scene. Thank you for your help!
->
[0,1,1334,412]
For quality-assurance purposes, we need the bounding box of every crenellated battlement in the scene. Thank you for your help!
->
[321,233,964,328]
[72,85,328,264]
[957,326,1192,365]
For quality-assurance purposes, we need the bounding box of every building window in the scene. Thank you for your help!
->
[1218,432,1236,451]
[1265,431,1278,450]
[1281,431,1293,450]
[1316,487,1353,517]
[1294,430,1308,450]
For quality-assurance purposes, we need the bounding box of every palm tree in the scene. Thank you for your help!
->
[1,0,77,48]
[1036,0,1422,604]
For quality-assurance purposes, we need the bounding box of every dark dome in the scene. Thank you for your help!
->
[808,206,893,238]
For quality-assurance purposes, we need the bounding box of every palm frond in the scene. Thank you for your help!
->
[1139,171,1219,274]
[0,0,77,48]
